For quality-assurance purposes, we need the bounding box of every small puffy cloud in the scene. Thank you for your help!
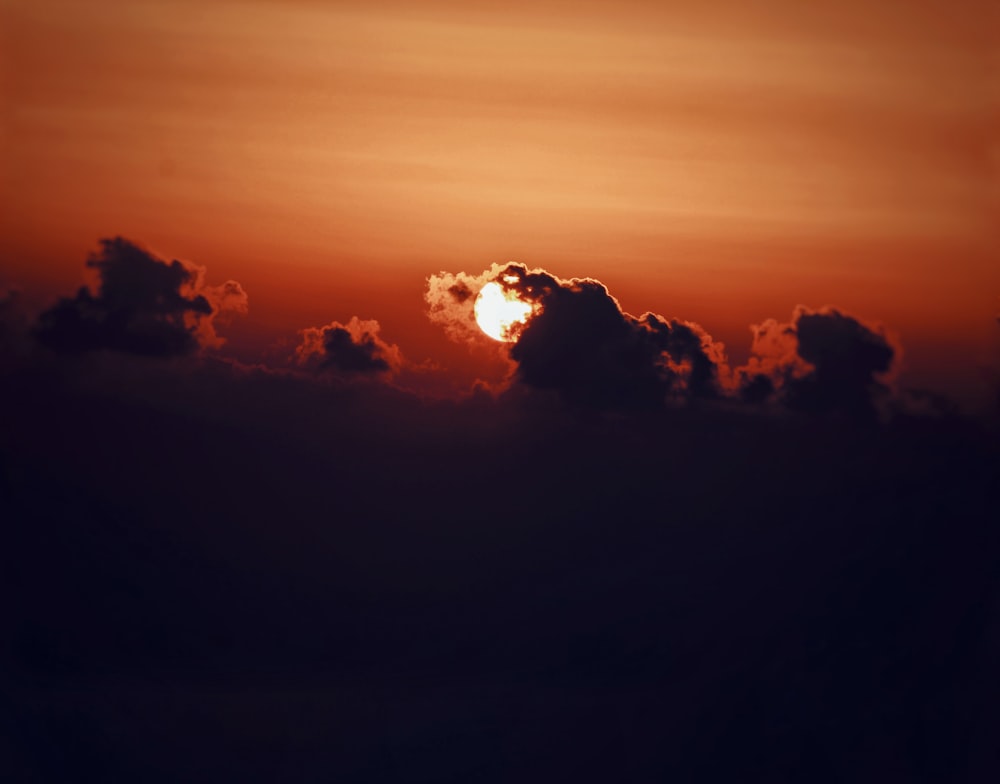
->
[737,306,899,419]
[295,317,402,376]
[32,237,246,357]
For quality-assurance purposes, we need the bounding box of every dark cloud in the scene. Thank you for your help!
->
[447,281,474,303]
[0,287,29,358]
[737,306,898,419]
[32,237,246,357]
[492,264,729,410]
[295,317,402,376]
[426,264,920,421]
[15,239,968,425]
[4,343,997,782]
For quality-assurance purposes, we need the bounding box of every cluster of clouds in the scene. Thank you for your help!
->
[17,236,410,382]
[427,262,900,419]
[9,236,917,421]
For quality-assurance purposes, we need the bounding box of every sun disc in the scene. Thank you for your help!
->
[474,281,533,342]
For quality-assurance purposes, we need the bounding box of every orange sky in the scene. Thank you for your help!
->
[2,0,998,403]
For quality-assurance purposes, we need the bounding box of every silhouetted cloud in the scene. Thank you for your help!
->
[32,237,246,357]
[471,263,730,410]
[295,317,402,375]
[737,306,898,419]
[425,264,917,419]
[22,239,933,422]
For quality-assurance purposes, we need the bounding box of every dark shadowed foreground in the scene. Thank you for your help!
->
[2,356,998,783]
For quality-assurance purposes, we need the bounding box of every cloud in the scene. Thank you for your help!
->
[194,279,250,349]
[32,237,247,357]
[425,263,512,343]
[295,317,402,376]
[737,306,898,419]
[425,263,912,419]
[27,240,919,421]
[490,263,730,409]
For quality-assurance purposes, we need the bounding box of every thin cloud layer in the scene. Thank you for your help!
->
[737,306,899,418]
[32,237,246,357]
[295,317,402,376]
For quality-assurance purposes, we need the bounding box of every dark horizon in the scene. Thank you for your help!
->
[4,244,999,780]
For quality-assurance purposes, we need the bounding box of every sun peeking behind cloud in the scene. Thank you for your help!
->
[473,279,537,342]
[425,263,510,343]
[428,262,732,408]
[427,261,901,417]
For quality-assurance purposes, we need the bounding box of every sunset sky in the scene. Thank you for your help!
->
[3,0,998,402]
[5,4,1000,779]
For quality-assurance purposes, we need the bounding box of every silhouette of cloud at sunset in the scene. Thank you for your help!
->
[736,306,899,419]
[490,263,729,409]
[295,316,403,376]
[427,261,913,418]
[32,237,246,357]
[20,237,988,425]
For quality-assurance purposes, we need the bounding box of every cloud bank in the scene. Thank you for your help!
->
[23,238,922,421]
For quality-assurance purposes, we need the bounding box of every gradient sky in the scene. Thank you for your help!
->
[3,0,998,404]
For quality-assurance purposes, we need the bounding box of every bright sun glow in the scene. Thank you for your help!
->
[474,281,534,342]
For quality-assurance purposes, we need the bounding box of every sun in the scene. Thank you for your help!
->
[474,281,534,342]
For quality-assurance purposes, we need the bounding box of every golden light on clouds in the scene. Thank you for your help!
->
[2,0,997,406]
